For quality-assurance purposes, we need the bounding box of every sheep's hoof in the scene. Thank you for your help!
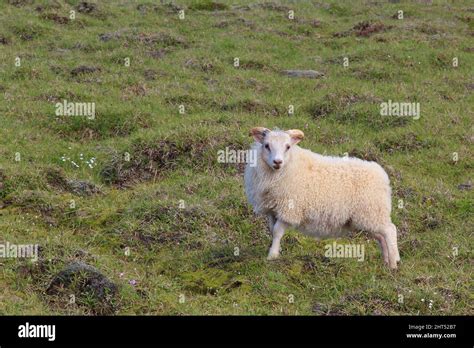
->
[388,263,398,270]
[267,253,279,260]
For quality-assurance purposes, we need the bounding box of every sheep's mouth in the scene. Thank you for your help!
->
[273,164,281,170]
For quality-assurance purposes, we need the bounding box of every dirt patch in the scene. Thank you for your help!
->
[214,20,230,28]
[148,48,168,59]
[0,36,10,45]
[8,0,33,6]
[394,186,415,199]
[70,65,101,77]
[143,69,158,80]
[214,18,256,28]
[299,255,333,273]
[41,13,69,24]
[121,83,148,99]
[335,21,389,37]
[354,21,387,36]
[239,60,273,71]
[421,213,441,230]
[76,2,97,14]
[45,167,69,189]
[137,32,188,47]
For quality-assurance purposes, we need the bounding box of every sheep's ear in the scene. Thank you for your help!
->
[250,127,270,143]
[286,129,304,145]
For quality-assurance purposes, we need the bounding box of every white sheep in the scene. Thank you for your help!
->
[244,127,400,269]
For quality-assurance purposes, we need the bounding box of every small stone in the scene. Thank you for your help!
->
[66,179,101,196]
[281,70,324,78]
[457,182,472,191]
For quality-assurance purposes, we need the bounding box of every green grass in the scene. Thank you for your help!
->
[0,0,472,315]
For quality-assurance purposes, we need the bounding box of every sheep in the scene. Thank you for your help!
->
[244,127,400,269]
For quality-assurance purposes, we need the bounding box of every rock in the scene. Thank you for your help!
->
[46,261,117,308]
[66,179,101,196]
[98,31,123,42]
[71,65,100,76]
[457,182,472,191]
[76,2,97,14]
[281,70,324,78]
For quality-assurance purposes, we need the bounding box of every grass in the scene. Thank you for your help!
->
[0,0,472,315]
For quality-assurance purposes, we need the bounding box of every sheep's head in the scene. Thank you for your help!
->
[250,127,304,171]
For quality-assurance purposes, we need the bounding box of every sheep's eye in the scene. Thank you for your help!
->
[264,143,270,150]
[286,144,291,151]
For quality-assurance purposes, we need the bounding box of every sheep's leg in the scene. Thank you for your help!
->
[374,233,389,265]
[267,220,287,260]
[389,223,401,263]
[381,223,399,269]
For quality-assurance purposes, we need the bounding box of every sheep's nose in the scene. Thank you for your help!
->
[273,159,282,165]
